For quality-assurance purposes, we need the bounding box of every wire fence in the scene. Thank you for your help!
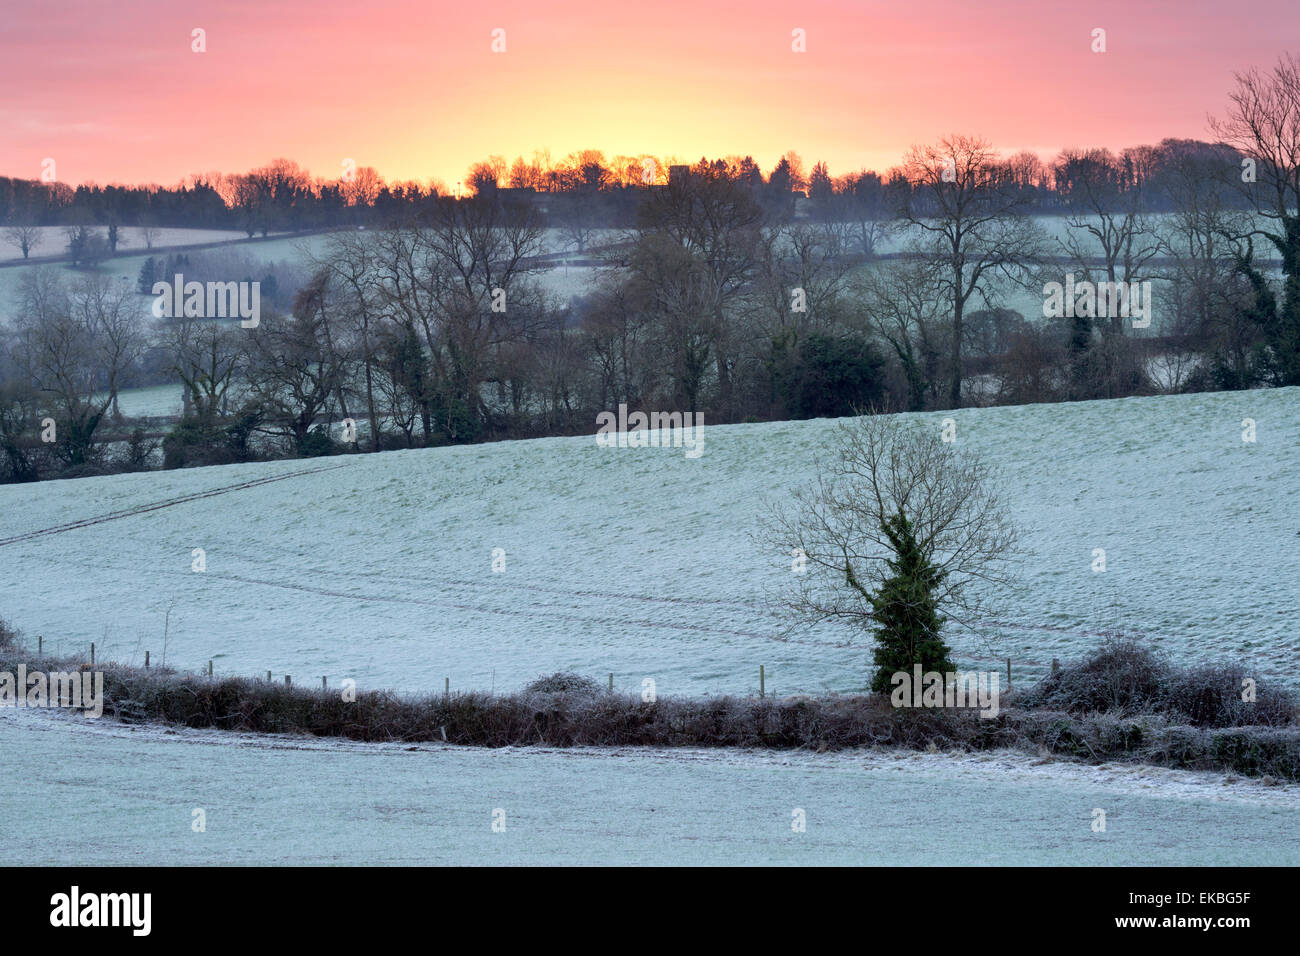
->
[23,629,1074,702]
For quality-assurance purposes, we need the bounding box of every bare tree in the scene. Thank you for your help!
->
[341,165,384,208]
[833,170,893,258]
[136,221,162,250]
[1054,151,1161,293]
[312,231,385,450]
[227,174,262,238]
[246,282,347,453]
[1212,51,1300,257]
[11,271,137,465]
[583,273,662,411]
[1210,51,1300,385]
[1155,140,1255,388]
[858,258,947,412]
[4,224,41,260]
[765,413,1019,638]
[64,225,109,269]
[168,317,245,425]
[370,194,545,442]
[624,169,764,417]
[756,221,855,339]
[68,273,144,420]
[898,135,1045,408]
[1051,148,1162,364]
[466,155,509,196]
[556,191,602,255]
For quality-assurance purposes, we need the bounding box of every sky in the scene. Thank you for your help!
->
[0,0,1293,188]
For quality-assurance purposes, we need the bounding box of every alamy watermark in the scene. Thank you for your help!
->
[151,274,260,327]
[50,886,151,936]
[890,665,1000,718]
[0,665,104,718]
[1042,274,1152,328]
[595,403,704,458]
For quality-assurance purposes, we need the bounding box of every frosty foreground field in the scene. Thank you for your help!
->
[3,709,1297,865]
[1,389,1297,696]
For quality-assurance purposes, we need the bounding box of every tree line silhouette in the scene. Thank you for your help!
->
[2,54,1299,484]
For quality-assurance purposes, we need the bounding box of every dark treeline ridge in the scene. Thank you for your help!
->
[3,57,1300,484]
[0,138,1270,239]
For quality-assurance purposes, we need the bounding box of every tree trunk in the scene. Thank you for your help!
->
[949,290,964,409]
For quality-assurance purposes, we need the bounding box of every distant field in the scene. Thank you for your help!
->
[108,383,185,419]
[1,216,1285,333]
[1,388,1295,696]
[0,227,303,321]
[0,226,251,264]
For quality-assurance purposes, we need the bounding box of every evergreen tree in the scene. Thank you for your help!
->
[1234,251,1300,387]
[862,511,955,693]
[1067,313,1094,400]
[785,332,885,419]
[137,256,158,294]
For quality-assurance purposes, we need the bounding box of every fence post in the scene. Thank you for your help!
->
[608,672,613,692]
[208,660,213,678]
[444,677,450,701]
[145,650,150,669]
[1006,658,1011,690]
[266,670,272,683]
[38,635,42,655]
[1051,658,1060,675]
[285,675,291,687]
[90,643,95,667]
[322,676,327,690]
[760,664,765,699]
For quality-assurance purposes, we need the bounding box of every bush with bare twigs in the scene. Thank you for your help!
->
[3,634,1295,779]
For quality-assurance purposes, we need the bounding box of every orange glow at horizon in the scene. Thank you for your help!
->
[1,0,1294,189]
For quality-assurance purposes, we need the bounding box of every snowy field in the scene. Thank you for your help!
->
[0,387,1295,697]
[107,384,186,419]
[0,226,252,263]
[3,708,1297,865]
[5,218,1278,337]
[0,231,307,326]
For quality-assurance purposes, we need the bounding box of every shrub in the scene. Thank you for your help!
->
[163,405,264,468]
[2,639,1296,779]
[1016,639,1167,715]
[1165,662,1295,728]
[1018,639,1297,728]
[296,426,338,458]
[524,672,603,697]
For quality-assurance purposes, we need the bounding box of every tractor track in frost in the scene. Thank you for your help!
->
[220,549,1154,659]
[4,457,1161,662]
[13,541,1157,657]
[303,563,766,612]
[202,570,783,641]
[177,562,1151,660]
[0,462,352,549]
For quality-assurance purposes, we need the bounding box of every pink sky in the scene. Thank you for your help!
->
[1,0,1293,187]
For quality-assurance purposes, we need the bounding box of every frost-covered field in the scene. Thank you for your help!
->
[8,218,1276,335]
[0,226,252,263]
[3,708,1297,865]
[105,384,186,419]
[0,388,1296,696]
